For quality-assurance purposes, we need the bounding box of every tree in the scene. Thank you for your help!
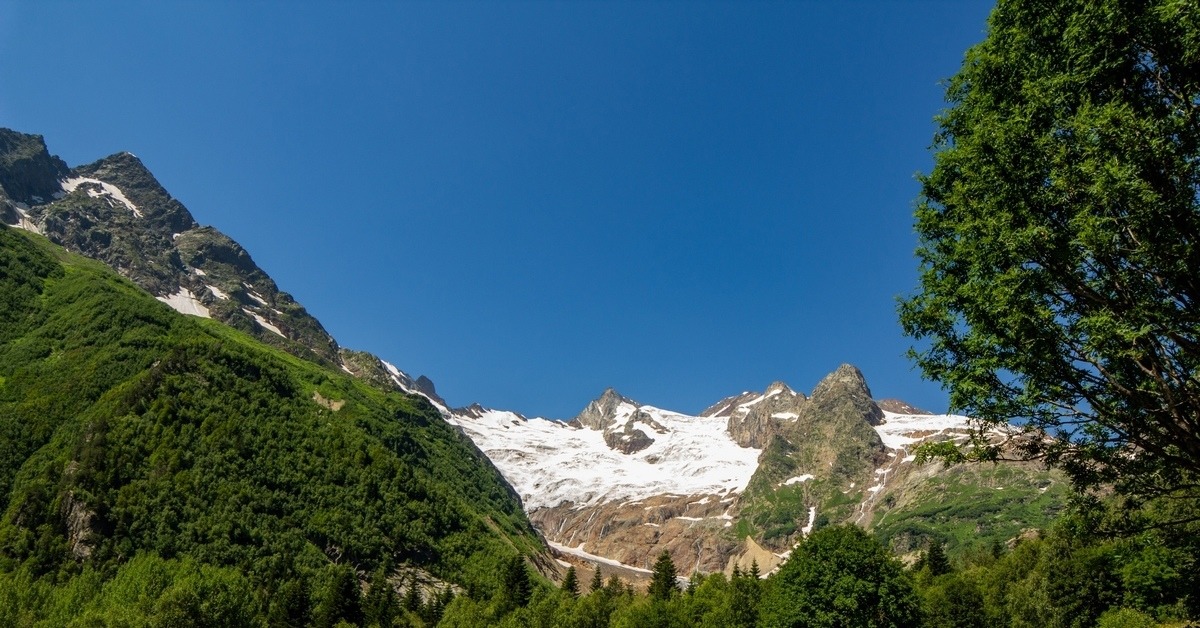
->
[590,567,604,594]
[925,540,951,577]
[758,525,920,628]
[899,0,1200,501]
[500,555,532,611]
[311,565,362,628]
[562,566,580,598]
[647,550,678,601]
[363,568,399,628]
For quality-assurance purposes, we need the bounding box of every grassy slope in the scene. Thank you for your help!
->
[0,225,544,617]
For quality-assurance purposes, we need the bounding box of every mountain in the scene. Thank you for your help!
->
[451,365,1070,576]
[1,127,1068,592]
[0,128,443,410]
[0,224,553,621]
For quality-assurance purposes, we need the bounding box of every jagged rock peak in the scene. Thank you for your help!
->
[808,364,883,426]
[724,380,808,449]
[765,381,794,395]
[0,129,69,205]
[571,387,637,430]
[455,403,490,419]
[811,364,872,400]
[876,399,930,415]
[415,375,448,408]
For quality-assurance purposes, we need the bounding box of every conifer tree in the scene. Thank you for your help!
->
[562,566,579,598]
[926,539,952,576]
[501,555,532,610]
[363,568,399,628]
[590,567,604,594]
[402,573,422,613]
[648,550,678,601]
[312,564,363,628]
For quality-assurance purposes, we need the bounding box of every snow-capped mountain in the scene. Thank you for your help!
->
[444,365,1035,575]
[2,127,1069,580]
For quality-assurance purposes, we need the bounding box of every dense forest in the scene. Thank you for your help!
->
[0,225,546,625]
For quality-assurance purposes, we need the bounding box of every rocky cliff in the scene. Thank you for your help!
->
[0,128,444,407]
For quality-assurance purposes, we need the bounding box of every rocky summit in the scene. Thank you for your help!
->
[0,128,444,409]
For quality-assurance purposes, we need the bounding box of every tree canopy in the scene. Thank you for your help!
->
[758,525,920,628]
[899,0,1200,500]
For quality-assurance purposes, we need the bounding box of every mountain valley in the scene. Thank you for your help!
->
[0,127,1074,620]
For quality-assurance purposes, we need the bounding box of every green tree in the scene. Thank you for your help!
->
[899,0,1200,499]
[926,540,952,577]
[363,568,399,628]
[590,567,604,594]
[500,555,532,612]
[312,565,363,628]
[758,525,920,628]
[562,566,580,598]
[648,550,678,601]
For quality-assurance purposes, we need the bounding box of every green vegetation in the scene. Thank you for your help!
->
[899,0,1200,498]
[759,525,919,628]
[871,463,1070,557]
[0,225,543,625]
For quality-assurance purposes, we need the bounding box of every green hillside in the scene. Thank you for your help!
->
[0,224,545,625]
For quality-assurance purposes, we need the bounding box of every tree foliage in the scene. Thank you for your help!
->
[758,525,920,628]
[647,550,678,601]
[899,0,1200,499]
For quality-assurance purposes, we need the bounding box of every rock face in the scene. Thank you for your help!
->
[569,389,669,455]
[716,381,807,449]
[0,128,444,403]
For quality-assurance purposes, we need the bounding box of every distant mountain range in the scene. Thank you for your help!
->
[1,127,1069,581]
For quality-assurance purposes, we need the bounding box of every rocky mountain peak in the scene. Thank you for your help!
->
[415,375,447,408]
[811,364,870,400]
[765,381,795,396]
[806,363,883,426]
[0,129,69,205]
[571,388,635,430]
[725,380,808,449]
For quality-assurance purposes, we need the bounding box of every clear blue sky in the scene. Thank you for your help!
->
[1,1,995,418]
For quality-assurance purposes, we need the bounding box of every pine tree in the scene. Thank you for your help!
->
[562,566,579,598]
[402,572,422,613]
[363,568,399,628]
[501,555,532,610]
[268,577,310,628]
[312,564,363,628]
[926,540,952,576]
[749,559,761,581]
[590,567,604,594]
[648,550,678,601]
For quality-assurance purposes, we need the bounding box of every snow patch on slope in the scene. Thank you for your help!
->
[873,411,973,450]
[157,288,210,318]
[449,405,761,511]
[242,308,284,337]
[548,540,652,574]
[61,177,142,217]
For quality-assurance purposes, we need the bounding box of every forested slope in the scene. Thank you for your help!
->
[0,224,547,625]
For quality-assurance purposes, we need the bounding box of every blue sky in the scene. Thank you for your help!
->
[0,1,995,418]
